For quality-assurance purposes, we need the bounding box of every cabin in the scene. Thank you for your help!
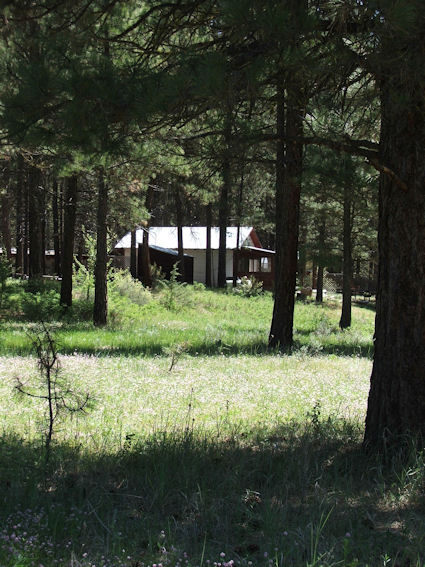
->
[113,226,275,289]
[1,247,57,276]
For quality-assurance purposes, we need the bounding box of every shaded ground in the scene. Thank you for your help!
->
[1,420,424,567]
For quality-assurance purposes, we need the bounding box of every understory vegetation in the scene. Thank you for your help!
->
[0,277,423,567]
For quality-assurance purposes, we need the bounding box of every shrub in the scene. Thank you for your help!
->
[21,289,62,321]
[157,263,193,310]
[64,297,94,322]
[150,262,165,290]
[233,276,263,298]
[109,269,152,306]
[193,281,206,292]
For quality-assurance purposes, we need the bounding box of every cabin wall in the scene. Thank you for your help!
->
[186,249,234,286]
[115,247,236,286]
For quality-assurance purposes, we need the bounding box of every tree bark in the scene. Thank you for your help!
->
[316,267,324,303]
[93,172,108,326]
[139,186,153,287]
[175,186,185,282]
[205,203,212,287]
[15,155,24,274]
[23,170,29,276]
[316,219,325,303]
[233,163,245,287]
[52,178,61,276]
[269,78,304,349]
[41,178,46,276]
[218,101,232,288]
[60,175,78,306]
[130,229,137,278]
[28,165,43,281]
[312,260,317,289]
[340,167,353,329]
[1,161,12,259]
[364,68,425,448]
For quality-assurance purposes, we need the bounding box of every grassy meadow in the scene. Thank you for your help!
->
[0,276,424,567]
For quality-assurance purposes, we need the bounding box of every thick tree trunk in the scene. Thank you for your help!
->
[23,171,29,276]
[233,165,245,287]
[140,229,151,287]
[316,266,324,303]
[175,187,185,282]
[205,204,212,287]
[269,79,304,349]
[316,219,325,303]
[340,172,353,329]
[139,186,153,287]
[364,73,425,448]
[1,162,12,259]
[60,176,78,307]
[311,260,317,289]
[41,179,46,276]
[28,165,43,281]
[130,229,137,278]
[59,181,63,267]
[52,178,61,276]
[218,103,232,288]
[93,172,108,326]
[15,155,24,274]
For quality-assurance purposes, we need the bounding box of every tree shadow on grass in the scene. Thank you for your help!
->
[352,299,377,312]
[1,418,423,567]
[0,334,374,359]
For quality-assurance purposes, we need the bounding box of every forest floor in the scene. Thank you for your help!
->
[0,278,424,567]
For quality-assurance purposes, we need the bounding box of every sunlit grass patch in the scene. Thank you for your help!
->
[0,353,372,444]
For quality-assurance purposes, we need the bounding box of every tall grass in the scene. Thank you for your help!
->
[0,278,375,357]
[2,278,421,566]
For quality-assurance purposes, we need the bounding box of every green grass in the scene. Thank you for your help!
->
[0,278,375,357]
[1,279,423,566]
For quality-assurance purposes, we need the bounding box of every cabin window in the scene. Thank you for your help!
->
[249,258,260,272]
[261,257,271,272]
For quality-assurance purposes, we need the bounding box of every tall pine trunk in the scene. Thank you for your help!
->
[139,186,153,287]
[218,101,232,288]
[233,165,244,287]
[52,178,61,276]
[316,266,324,303]
[93,172,108,326]
[339,170,353,329]
[23,171,29,276]
[28,165,43,282]
[316,219,325,303]
[130,229,137,278]
[60,175,78,306]
[175,186,185,282]
[269,79,304,349]
[41,179,46,275]
[1,162,12,259]
[364,71,425,447]
[15,155,24,274]
[205,204,212,287]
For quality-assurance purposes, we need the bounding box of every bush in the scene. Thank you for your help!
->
[157,263,193,310]
[21,289,62,321]
[193,281,206,292]
[109,270,152,306]
[150,262,165,290]
[64,298,94,322]
[233,276,263,298]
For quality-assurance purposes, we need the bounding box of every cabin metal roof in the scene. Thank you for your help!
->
[115,227,255,250]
